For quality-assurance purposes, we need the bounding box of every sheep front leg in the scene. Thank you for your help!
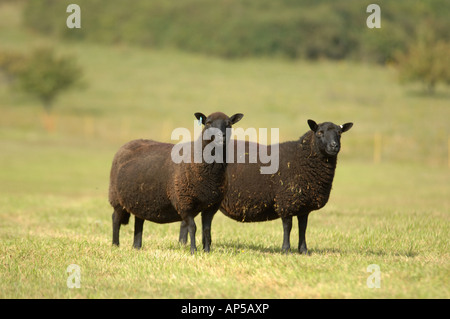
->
[185,215,197,254]
[281,216,293,253]
[201,208,217,253]
[298,213,309,255]
[133,216,144,249]
[179,220,188,245]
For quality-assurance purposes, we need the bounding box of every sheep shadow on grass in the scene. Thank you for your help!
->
[201,243,418,258]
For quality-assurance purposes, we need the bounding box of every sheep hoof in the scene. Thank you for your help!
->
[299,248,310,255]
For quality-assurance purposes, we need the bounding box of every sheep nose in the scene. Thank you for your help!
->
[330,141,338,148]
[214,132,225,145]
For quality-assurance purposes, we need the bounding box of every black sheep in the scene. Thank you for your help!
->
[180,119,352,254]
[109,112,243,253]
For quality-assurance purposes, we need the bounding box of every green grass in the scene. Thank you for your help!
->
[0,179,448,298]
[0,2,449,298]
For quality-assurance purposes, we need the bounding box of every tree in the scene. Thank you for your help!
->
[16,47,83,114]
[0,47,84,132]
[396,34,450,94]
[0,51,27,84]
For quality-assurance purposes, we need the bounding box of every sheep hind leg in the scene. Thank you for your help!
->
[185,215,197,254]
[133,216,144,249]
[298,213,309,255]
[112,207,130,247]
[281,216,293,254]
[179,220,188,245]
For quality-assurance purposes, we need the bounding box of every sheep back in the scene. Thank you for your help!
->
[220,133,336,222]
[109,138,228,223]
[109,139,181,223]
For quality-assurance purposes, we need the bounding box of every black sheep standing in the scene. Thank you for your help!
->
[109,112,243,253]
[181,119,352,254]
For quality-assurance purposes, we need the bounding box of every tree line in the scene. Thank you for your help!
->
[23,0,449,64]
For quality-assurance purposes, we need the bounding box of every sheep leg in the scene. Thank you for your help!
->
[179,220,188,245]
[298,213,309,255]
[133,216,144,249]
[112,212,121,246]
[185,215,197,254]
[112,208,129,246]
[201,208,217,253]
[281,216,293,253]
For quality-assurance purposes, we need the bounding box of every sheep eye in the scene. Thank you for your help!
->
[317,131,323,137]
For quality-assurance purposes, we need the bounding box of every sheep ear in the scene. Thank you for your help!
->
[307,119,318,132]
[194,112,207,125]
[230,113,244,124]
[340,122,353,133]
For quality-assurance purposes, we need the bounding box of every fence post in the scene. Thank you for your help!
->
[121,117,130,141]
[374,132,382,164]
[448,136,450,168]
[42,112,56,133]
[84,116,94,138]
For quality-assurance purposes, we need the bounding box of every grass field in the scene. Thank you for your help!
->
[0,2,449,298]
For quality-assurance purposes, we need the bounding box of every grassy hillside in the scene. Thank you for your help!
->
[0,2,449,298]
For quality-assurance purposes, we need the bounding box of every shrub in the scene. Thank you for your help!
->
[0,47,83,131]
[0,50,27,83]
[396,31,450,93]
[15,47,83,113]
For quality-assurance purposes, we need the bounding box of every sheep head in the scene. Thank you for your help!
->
[195,112,243,145]
[308,120,353,157]
[194,112,244,163]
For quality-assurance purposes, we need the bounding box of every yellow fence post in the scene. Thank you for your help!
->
[42,112,56,133]
[121,117,130,141]
[84,116,94,138]
[374,132,382,164]
[448,136,450,168]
